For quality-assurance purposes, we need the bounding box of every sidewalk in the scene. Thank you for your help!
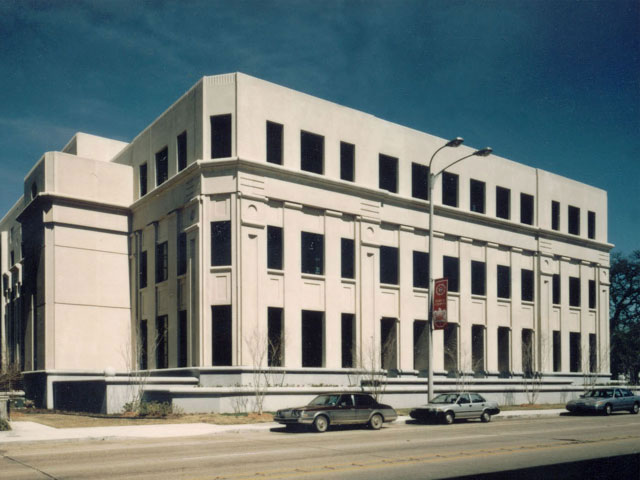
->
[0,409,565,444]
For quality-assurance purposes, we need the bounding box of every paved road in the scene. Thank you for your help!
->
[1,414,639,479]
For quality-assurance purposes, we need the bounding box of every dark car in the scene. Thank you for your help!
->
[566,387,640,415]
[410,392,500,424]
[274,393,398,432]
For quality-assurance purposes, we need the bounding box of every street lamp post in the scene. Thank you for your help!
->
[426,141,492,401]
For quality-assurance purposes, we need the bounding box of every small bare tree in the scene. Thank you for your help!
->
[583,343,609,394]
[360,332,396,402]
[121,319,160,414]
[521,335,542,405]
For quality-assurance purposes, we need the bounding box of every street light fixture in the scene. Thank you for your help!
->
[426,141,492,401]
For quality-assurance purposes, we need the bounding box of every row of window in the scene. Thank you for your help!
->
[138,116,597,241]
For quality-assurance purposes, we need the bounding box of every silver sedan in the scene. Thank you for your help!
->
[410,392,501,424]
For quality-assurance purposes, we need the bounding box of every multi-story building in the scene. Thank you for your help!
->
[0,73,612,412]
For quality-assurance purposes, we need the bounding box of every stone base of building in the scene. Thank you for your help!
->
[22,368,613,415]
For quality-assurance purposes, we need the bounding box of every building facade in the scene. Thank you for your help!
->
[0,73,612,412]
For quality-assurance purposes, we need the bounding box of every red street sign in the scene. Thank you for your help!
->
[433,278,448,330]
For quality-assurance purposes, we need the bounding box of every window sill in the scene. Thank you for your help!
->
[521,300,535,306]
[210,265,232,273]
[301,272,325,281]
[471,294,487,300]
[497,297,511,303]
[341,278,356,285]
[413,286,429,294]
[380,283,400,290]
[267,269,284,276]
[569,306,581,311]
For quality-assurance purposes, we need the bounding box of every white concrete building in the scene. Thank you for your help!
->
[0,73,612,412]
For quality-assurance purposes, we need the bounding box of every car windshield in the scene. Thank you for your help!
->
[584,389,613,398]
[430,394,459,404]
[308,394,341,406]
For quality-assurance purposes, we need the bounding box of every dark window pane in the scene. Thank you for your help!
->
[569,276,580,307]
[589,279,596,309]
[341,238,354,279]
[139,251,148,288]
[267,226,283,270]
[212,305,232,366]
[177,131,187,171]
[442,172,458,207]
[471,260,486,296]
[177,232,187,275]
[156,315,168,369]
[553,274,561,304]
[521,269,534,301]
[470,179,485,214]
[413,320,428,370]
[413,251,429,288]
[380,246,399,285]
[139,320,148,370]
[443,256,459,292]
[568,205,580,235]
[301,232,324,275]
[178,310,187,367]
[341,313,355,368]
[570,332,581,372]
[553,330,561,372]
[211,221,231,266]
[380,317,398,370]
[412,163,429,200]
[302,310,324,367]
[522,329,534,375]
[340,142,355,181]
[155,242,168,283]
[588,211,596,239]
[301,131,323,174]
[155,147,168,186]
[211,114,232,159]
[139,163,148,196]
[589,333,597,372]
[266,121,283,165]
[379,154,398,193]
[497,265,510,299]
[496,186,510,219]
[551,201,560,231]
[520,193,534,225]
[268,307,284,366]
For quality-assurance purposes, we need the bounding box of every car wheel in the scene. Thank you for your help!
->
[604,404,612,416]
[313,415,329,433]
[480,411,492,423]
[631,403,639,415]
[369,413,383,430]
[443,412,454,425]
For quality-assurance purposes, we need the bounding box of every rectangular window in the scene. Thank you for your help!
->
[212,305,232,366]
[155,147,169,186]
[589,333,597,372]
[266,121,283,165]
[570,332,581,372]
[341,238,355,279]
[443,256,460,292]
[553,274,561,305]
[156,315,168,369]
[211,114,232,159]
[497,327,510,374]
[497,265,510,299]
[177,131,187,171]
[341,313,355,368]
[301,232,324,275]
[413,251,429,289]
[444,323,458,373]
[178,310,187,367]
[471,260,486,296]
[413,320,428,370]
[211,221,231,266]
[496,186,510,219]
[521,269,534,302]
[380,246,399,285]
[302,310,324,367]
[300,131,324,174]
[551,201,560,231]
[340,141,355,181]
[588,211,596,239]
[568,205,580,235]
[268,307,284,367]
[520,193,534,225]
[177,232,187,276]
[139,163,148,196]
[470,179,485,214]
[139,320,148,370]
[553,330,561,372]
[569,276,580,307]
[442,172,459,207]
[267,226,283,270]
[380,317,398,370]
[522,329,534,375]
[379,154,398,193]
[472,325,485,374]
[411,163,429,200]
[139,250,148,289]
[589,279,596,309]
[155,242,168,283]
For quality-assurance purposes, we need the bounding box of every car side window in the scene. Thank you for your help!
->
[458,394,470,404]
[470,393,484,403]
[623,389,633,397]
[355,394,375,407]
[339,395,354,407]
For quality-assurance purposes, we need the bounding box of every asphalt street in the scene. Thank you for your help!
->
[1,414,639,479]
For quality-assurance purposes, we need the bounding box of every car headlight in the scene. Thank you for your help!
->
[595,401,604,406]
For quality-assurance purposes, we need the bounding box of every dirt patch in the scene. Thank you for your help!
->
[11,410,274,429]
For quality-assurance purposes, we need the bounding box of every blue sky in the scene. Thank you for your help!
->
[0,0,638,253]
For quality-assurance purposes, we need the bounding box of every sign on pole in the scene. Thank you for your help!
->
[432,278,448,330]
